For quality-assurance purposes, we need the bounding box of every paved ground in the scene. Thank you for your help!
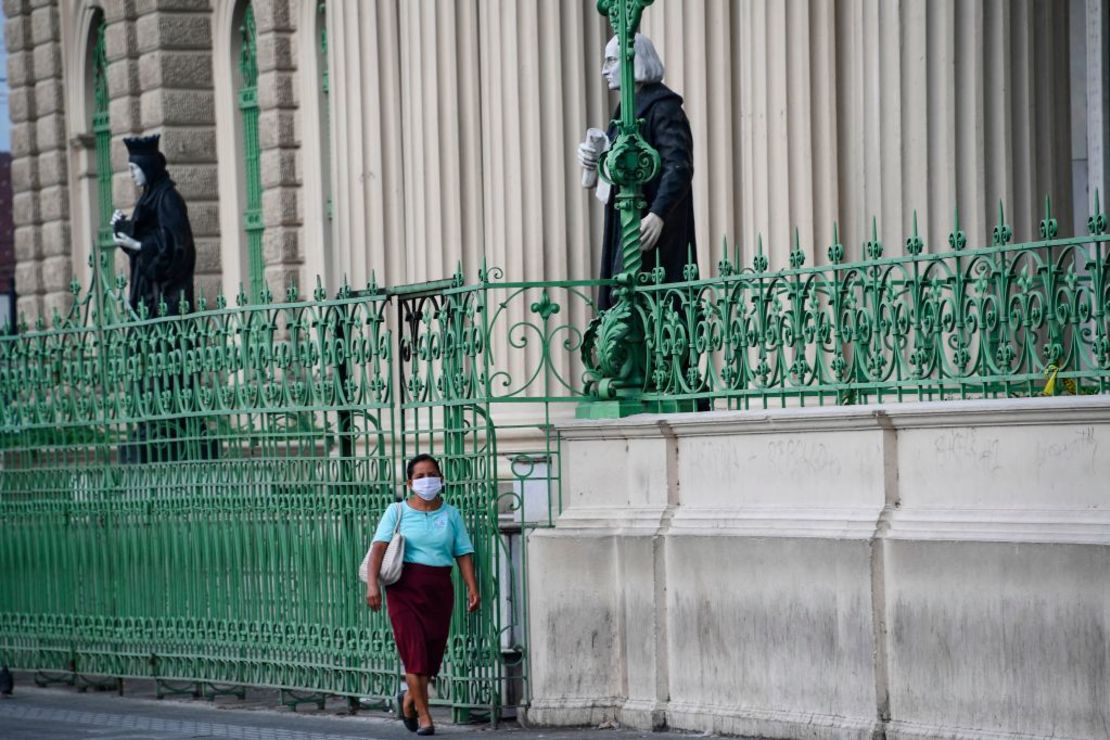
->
[0,673,674,740]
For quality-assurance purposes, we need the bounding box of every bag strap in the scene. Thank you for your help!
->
[392,501,404,535]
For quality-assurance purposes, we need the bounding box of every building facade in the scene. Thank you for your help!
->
[3,0,1107,322]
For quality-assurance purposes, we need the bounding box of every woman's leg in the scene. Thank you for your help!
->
[402,676,417,717]
[407,672,433,727]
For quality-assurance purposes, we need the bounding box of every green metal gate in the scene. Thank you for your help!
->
[0,259,555,721]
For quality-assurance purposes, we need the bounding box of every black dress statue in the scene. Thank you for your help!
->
[598,82,697,310]
[114,135,196,318]
[113,135,211,463]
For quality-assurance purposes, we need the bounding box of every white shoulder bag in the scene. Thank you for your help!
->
[359,502,405,585]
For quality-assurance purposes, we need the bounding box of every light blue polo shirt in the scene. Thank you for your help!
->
[372,500,475,567]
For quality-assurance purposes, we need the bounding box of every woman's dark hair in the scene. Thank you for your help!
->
[406,453,442,480]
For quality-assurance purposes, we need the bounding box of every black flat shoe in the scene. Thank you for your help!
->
[416,725,435,736]
[396,690,418,733]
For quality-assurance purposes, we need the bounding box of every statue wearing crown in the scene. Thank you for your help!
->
[111,134,197,318]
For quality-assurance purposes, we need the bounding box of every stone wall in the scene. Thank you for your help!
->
[7,0,67,320]
[528,396,1110,740]
[5,1,1109,325]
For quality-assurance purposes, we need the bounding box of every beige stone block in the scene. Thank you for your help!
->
[136,12,211,53]
[8,86,33,123]
[263,266,302,299]
[185,202,221,238]
[104,20,137,61]
[138,50,213,90]
[253,0,294,33]
[40,220,71,258]
[169,164,218,200]
[262,227,300,263]
[16,294,43,324]
[31,41,61,79]
[193,273,222,307]
[107,58,140,98]
[193,236,222,273]
[3,1,33,18]
[102,1,137,24]
[257,109,296,149]
[257,70,296,110]
[262,189,298,228]
[134,0,211,13]
[40,256,73,292]
[10,122,35,157]
[35,149,66,187]
[14,225,41,260]
[33,77,63,116]
[12,191,38,225]
[256,32,294,73]
[140,88,214,127]
[108,96,142,133]
[34,112,65,151]
[43,290,78,324]
[159,126,216,166]
[7,50,32,87]
[15,260,43,294]
[29,4,57,44]
[11,156,37,191]
[4,14,30,53]
[38,185,69,221]
[259,148,297,188]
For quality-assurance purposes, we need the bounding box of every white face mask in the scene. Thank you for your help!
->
[411,477,443,501]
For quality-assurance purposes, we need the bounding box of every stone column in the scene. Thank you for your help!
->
[6,0,70,322]
[253,0,300,295]
[118,0,220,305]
[1086,0,1110,215]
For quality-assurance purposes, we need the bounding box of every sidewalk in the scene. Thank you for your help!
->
[0,673,675,740]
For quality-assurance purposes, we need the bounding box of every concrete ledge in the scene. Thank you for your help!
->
[529,397,1110,740]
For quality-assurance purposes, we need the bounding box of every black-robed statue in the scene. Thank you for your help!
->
[577,33,697,311]
[111,134,196,318]
[112,134,214,464]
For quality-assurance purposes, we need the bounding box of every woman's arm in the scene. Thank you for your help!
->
[365,541,389,611]
[457,554,480,612]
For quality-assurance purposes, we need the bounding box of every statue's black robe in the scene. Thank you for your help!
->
[120,172,196,318]
[599,82,697,310]
[116,170,206,464]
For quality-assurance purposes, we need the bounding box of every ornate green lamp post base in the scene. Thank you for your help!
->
[575,397,647,420]
[577,0,658,419]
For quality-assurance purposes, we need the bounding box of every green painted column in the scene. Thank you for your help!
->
[238,3,265,300]
[92,15,113,273]
[578,0,658,418]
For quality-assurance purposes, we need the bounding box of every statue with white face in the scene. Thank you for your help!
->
[110,164,148,251]
[109,134,197,319]
[601,36,622,90]
[574,33,697,312]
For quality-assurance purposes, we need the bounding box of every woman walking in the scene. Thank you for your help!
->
[366,454,480,735]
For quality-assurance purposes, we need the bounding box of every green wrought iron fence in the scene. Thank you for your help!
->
[584,202,1110,409]
[1,196,1108,721]
[0,256,591,721]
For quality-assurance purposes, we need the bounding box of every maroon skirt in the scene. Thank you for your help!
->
[386,563,454,676]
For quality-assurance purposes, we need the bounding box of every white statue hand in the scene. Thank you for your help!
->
[640,213,664,251]
[113,232,141,252]
[110,209,125,227]
[577,141,599,170]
